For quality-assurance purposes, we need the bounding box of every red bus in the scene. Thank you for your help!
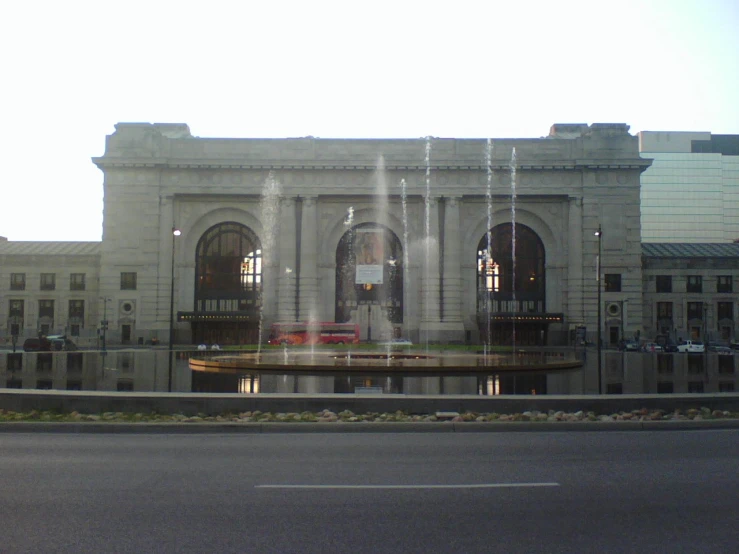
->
[267,322,360,345]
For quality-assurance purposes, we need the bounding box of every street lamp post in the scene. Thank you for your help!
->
[594,225,603,395]
[703,303,709,351]
[168,228,181,392]
[100,297,111,352]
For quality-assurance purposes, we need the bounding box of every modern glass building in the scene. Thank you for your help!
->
[639,131,739,243]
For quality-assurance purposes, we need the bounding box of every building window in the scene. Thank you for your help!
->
[717,301,733,321]
[40,273,56,291]
[719,382,735,392]
[9,299,24,318]
[656,275,672,293]
[657,382,673,394]
[687,302,703,320]
[7,353,23,371]
[70,324,81,337]
[605,383,622,394]
[39,300,54,319]
[717,276,732,293]
[10,273,26,291]
[36,353,53,372]
[121,272,137,290]
[657,354,673,374]
[687,381,704,393]
[67,352,83,371]
[656,302,673,319]
[687,275,702,293]
[70,273,86,291]
[604,274,621,293]
[687,354,704,374]
[69,300,85,319]
[718,355,734,375]
[195,222,265,316]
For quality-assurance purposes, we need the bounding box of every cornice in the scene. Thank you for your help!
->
[92,157,652,172]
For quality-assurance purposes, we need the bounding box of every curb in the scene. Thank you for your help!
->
[1,420,738,434]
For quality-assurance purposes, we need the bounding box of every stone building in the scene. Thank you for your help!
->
[2,122,652,347]
[641,243,739,344]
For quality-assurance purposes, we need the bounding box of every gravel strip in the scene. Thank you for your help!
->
[2,407,738,424]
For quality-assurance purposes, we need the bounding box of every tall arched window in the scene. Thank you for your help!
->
[335,223,403,326]
[477,223,545,313]
[195,222,262,313]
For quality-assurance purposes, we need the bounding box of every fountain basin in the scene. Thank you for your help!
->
[189,350,583,375]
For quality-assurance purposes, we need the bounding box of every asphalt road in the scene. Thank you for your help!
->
[0,430,737,554]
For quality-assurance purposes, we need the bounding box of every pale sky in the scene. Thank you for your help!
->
[1,0,737,242]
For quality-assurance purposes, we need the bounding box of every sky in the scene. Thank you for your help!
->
[1,0,737,242]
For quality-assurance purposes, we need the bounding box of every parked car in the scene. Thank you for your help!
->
[23,337,52,352]
[378,338,413,347]
[708,345,733,355]
[46,335,78,351]
[677,340,705,353]
[620,340,640,351]
[641,342,663,352]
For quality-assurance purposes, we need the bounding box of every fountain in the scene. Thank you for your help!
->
[485,138,494,348]
[188,138,583,390]
[258,171,281,355]
[423,136,433,351]
[190,348,582,376]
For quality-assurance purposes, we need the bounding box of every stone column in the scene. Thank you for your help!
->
[420,196,442,337]
[442,196,463,324]
[298,196,320,321]
[567,196,584,327]
[277,197,298,321]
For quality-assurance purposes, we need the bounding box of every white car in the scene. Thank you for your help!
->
[677,340,705,353]
[378,338,413,347]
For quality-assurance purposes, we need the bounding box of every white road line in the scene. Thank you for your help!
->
[256,483,560,489]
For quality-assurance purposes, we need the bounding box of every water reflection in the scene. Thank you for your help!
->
[0,349,736,395]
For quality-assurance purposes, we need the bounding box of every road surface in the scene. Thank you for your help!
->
[1,430,737,553]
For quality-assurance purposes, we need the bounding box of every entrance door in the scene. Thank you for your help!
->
[192,322,260,346]
[121,324,132,344]
[355,303,391,342]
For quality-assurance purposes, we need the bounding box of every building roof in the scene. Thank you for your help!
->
[642,243,739,258]
[0,241,101,256]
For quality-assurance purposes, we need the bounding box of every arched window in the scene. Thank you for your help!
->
[477,223,545,313]
[335,223,403,325]
[195,222,262,313]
